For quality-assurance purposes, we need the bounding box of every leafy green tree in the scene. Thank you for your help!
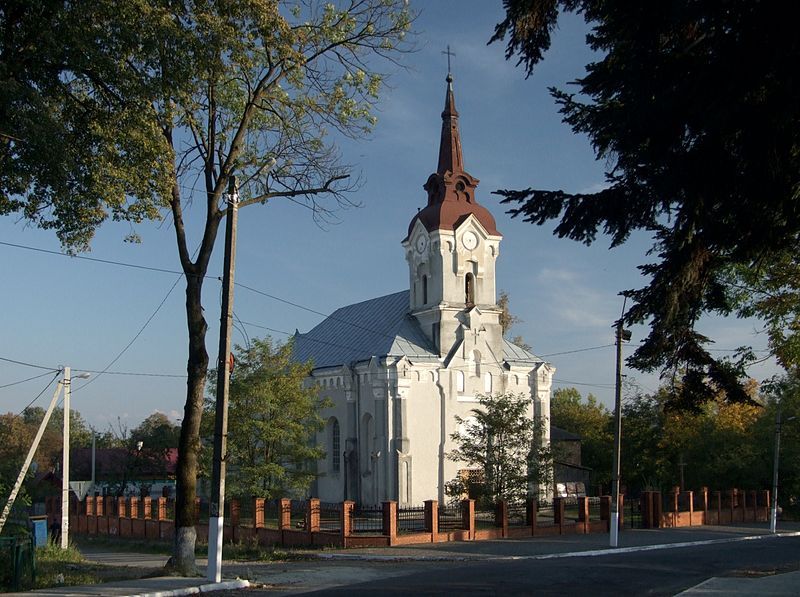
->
[2,0,412,572]
[491,1,800,407]
[551,387,612,488]
[447,393,552,506]
[204,337,328,499]
[131,412,181,453]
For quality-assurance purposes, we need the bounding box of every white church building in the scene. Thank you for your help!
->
[294,74,555,506]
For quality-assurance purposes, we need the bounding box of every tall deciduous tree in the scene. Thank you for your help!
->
[550,387,612,487]
[447,392,552,506]
[204,337,327,499]
[2,1,411,573]
[491,1,800,408]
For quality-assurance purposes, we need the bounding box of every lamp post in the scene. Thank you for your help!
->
[61,367,90,549]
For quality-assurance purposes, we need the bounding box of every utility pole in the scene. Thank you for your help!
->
[61,367,71,549]
[610,316,631,548]
[208,176,239,583]
[771,398,796,533]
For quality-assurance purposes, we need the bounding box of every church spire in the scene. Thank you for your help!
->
[436,73,463,175]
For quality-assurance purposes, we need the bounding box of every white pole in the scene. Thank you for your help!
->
[0,379,63,534]
[61,367,71,549]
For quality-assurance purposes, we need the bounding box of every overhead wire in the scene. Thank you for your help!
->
[15,372,62,416]
[0,370,59,390]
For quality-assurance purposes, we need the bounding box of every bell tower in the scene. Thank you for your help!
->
[402,74,504,358]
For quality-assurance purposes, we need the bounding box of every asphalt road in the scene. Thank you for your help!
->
[292,535,800,596]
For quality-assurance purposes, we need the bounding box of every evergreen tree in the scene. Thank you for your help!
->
[491,1,800,408]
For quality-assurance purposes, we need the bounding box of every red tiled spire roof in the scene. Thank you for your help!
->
[406,75,500,239]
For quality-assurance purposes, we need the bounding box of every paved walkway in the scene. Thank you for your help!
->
[11,523,800,595]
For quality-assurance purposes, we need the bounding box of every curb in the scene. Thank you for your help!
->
[124,578,250,597]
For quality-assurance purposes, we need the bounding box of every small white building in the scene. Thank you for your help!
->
[294,74,555,505]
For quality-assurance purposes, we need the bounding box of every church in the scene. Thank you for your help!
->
[294,74,555,506]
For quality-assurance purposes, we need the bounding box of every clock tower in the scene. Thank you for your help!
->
[402,74,504,361]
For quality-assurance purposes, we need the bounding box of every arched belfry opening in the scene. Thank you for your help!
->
[465,272,475,307]
[422,275,428,305]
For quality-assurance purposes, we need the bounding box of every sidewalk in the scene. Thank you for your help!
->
[6,577,249,596]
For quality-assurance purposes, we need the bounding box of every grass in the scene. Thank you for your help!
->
[32,541,159,591]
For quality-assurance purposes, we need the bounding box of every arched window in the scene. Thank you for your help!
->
[456,370,465,393]
[330,418,341,474]
[422,275,428,305]
[484,372,493,393]
[465,273,475,306]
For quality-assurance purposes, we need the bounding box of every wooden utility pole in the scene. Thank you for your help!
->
[208,177,239,582]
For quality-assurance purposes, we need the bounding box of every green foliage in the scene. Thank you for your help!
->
[551,387,613,487]
[447,393,552,506]
[491,1,800,407]
[205,337,329,499]
[130,413,180,453]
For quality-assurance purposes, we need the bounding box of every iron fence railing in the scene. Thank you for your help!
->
[396,504,426,533]
[437,504,464,531]
[317,501,341,532]
[352,505,383,534]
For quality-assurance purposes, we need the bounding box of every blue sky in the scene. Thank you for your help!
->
[0,1,777,430]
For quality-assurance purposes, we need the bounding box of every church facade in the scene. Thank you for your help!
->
[294,75,555,506]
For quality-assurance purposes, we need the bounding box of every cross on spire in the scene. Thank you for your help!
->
[442,45,456,76]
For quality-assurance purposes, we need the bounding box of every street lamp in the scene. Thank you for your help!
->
[771,399,796,534]
[610,317,631,548]
[61,367,90,549]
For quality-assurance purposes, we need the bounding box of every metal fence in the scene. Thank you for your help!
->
[437,503,464,531]
[396,504,426,533]
[352,505,383,534]
[319,501,342,532]
[290,499,307,530]
[0,536,35,592]
[475,506,496,530]
[508,501,528,527]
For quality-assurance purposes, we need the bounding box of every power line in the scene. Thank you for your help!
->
[0,240,206,278]
[0,356,61,372]
[74,369,186,378]
[16,373,61,415]
[74,272,185,392]
[553,378,615,389]
[0,370,59,390]
[539,344,614,358]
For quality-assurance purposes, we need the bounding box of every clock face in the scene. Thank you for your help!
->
[462,231,478,251]
[415,235,428,253]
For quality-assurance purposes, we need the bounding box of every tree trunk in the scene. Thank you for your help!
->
[171,272,209,575]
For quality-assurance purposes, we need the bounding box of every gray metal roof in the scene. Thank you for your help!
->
[293,290,438,369]
[293,290,546,371]
[502,338,544,365]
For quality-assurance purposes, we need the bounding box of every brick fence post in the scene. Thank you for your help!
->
[527,498,538,536]
[254,498,265,528]
[618,494,624,531]
[424,500,438,541]
[129,497,139,519]
[749,490,757,522]
[341,500,354,542]
[701,487,708,524]
[600,495,611,531]
[307,498,320,533]
[143,496,152,519]
[158,497,167,520]
[462,499,475,540]
[85,496,94,516]
[554,497,565,534]
[762,490,770,522]
[279,498,291,530]
[230,498,241,528]
[729,489,736,523]
[116,497,125,519]
[95,495,104,517]
[577,496,589,533]
[642,491,653,528]
[495,500,508,537]
[383,501,398,545]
